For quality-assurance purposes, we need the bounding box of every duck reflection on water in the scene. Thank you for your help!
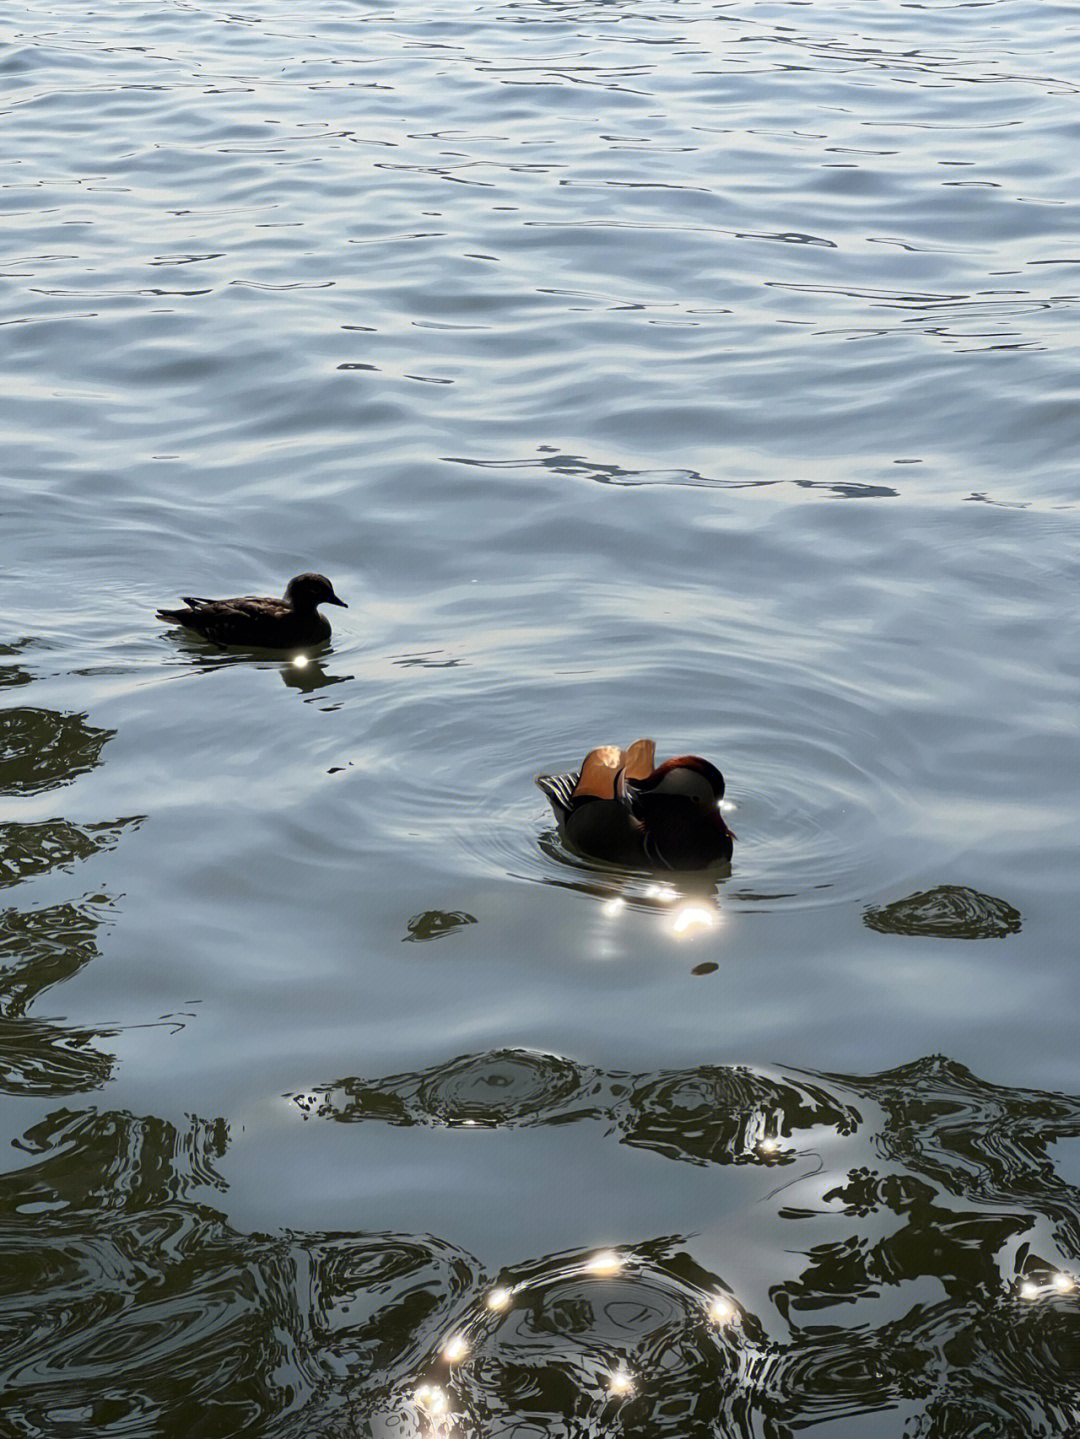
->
[158,632,353,695]
[277,653,352,694]
[534,837,725,939]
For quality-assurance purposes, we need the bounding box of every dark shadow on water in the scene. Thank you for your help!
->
[0,641,35,691]
[292,1048,859,1168]
[793,478,899,499]
[0,707,114,794]
[0,817,141,890]
[0,699,144,1097]
[0,1105,480,1439]
[403,910,478,943]
[0,897,119,1094]
[864,885,1022,939]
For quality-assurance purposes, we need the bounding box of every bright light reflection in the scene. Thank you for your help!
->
[708,1295,737,1325]
[644,882,676,904]
[1052,1272,1074,1293]
[587,1249,623,1275]
[759,1138,779,1155]
[602,897,625,918]
[442,1334,468,1363]
[292,654,309,669]
[1020,1281,1039,1300]
[414,1385,448,1416]
[608,1367,634,1396]
[486,1287,513,1312]
[671,904,717,937]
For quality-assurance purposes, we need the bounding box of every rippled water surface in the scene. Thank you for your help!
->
[3,0,1080,1433]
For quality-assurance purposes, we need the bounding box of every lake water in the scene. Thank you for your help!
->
[3,0,1080,1434]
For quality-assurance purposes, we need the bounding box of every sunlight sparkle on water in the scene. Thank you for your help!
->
[1020,1281,1039,1300]
[1052,1271,1075,1292]
[602,897,625,918]
[292,654,308,669]
[486,1286,513,1311]
[608,1367,634,1397]
[587,1249,623,1275]
[644,882,677,903]
[708,1295,738,1325]
[442,1334,468,1363]
[671,904,717,937]
[414,1385,448,1416]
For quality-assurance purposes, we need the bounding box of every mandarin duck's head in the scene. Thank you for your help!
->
[617,755,735,871]
[284,573,348,610]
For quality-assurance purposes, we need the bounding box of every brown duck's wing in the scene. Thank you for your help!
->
[180,594,285,617]
[159,594,291,644]
[623,738,656,781]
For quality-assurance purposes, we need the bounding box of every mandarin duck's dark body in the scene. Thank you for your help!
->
[156,572,347,648]
[537,739,735,872]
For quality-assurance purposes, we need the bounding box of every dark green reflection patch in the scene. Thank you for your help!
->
[403,909,477,942]
[0,708,114,794]
[864,885,1022,939]
[0,818,142,889]
[0,898,117,1094]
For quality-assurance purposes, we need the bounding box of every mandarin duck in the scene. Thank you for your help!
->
[537,739,735,871]
[157,572,347,648]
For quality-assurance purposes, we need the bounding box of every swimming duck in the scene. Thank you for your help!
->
[156,572,347,648]
[536,739,735,871]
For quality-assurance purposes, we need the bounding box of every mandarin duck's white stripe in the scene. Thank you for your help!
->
[535,770,580,815]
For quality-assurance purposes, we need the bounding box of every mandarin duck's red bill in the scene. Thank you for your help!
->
[157,572,347,649]
[537,739,735,872]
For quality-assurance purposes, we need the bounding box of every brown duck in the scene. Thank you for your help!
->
[537,739,735,872]
[156,572,347,648]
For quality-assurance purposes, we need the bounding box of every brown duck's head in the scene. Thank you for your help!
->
[284,573,348,610]
[617,755,735,871]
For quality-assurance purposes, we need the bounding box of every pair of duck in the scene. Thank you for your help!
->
[157,573,736,872]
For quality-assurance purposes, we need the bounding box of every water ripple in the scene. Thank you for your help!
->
[7,1056,1080,1435]
[5,1,1080,1433]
